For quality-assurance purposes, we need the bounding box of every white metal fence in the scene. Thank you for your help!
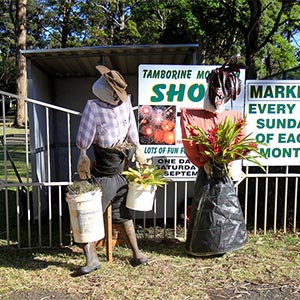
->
[0,91,299,249]
[1,91,78,248]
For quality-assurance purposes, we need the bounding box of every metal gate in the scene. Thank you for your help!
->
[0,90,299,249]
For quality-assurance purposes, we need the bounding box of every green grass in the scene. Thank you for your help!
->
[0,145,31,181]
[0,125,26,136]
[0,134,31,183]
[0,232,299,299]
[1,120,300,299]
[0,116,26,135]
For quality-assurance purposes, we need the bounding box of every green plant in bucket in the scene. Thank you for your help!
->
[67,177,100,195]
[122,161,171,189]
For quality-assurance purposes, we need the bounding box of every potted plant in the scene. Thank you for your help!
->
[122,162,170,211]
[186,116,266,178]
[66,177,105,243]
[183,116,267,256]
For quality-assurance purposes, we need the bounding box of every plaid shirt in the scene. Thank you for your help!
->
[76,99,139,150]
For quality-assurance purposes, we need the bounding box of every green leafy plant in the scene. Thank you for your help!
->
[122,162,171,189]
[185,116,266,171]
[67,179,100,195]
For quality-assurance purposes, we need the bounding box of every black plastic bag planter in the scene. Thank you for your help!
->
[186,168,247,257]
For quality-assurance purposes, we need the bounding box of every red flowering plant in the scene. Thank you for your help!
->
[186,116,266,177]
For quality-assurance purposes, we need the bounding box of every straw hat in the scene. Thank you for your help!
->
[95,65,128,102]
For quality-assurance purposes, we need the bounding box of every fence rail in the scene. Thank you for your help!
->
[1,91,299,249]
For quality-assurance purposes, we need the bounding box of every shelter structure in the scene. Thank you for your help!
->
[21,44,199,219]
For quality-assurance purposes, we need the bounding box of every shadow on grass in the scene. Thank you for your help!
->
[0,244,82,271]
[0,236,191,275]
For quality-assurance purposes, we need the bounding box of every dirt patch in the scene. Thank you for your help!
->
[4,289,81,300]
[206,283,300,300]
[4,284,300,300]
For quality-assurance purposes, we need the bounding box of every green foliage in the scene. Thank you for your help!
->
[1,0,300,92]
[267,35,297,75]
[0,134,31,183]
[0,59,16,93]
[122,162,170,189]
[130,0,174,44]
[67,180,100,195]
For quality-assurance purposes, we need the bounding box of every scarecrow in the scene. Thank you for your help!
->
[76,65,147,274]
[180,60,248,256]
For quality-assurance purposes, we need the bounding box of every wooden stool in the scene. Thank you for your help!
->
[105,203,113,262]
[96,203,126,262]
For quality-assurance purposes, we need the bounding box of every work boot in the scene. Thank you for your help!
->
[80,242,101,274]
[122,220,148,265]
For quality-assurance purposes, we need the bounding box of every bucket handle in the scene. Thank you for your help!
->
[66,173,100,194]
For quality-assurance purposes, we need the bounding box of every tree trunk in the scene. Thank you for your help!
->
[244,0,261,79]
[196,36,206,64]
[14,0,27,128]
[245,49,257,80]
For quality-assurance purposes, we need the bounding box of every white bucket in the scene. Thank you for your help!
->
[126,183,157,211]
[66,189,105,243]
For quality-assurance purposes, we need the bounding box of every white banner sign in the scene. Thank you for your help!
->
[152,156,198,181]
[138,64,245,179]
[245,80,300,166]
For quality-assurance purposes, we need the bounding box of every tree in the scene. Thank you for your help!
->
[0,1,17,93]
[130,0,174,44]
[0,0,300,94]
[34,0,89,48]
[155,0,300,78]
[218,0,300,78]
[0,0,47,95]
[14,0,27,127]
[34,0,142,47]
[159,0,243,64]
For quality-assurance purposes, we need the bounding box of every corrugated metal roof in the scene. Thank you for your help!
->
[22,44,199,78]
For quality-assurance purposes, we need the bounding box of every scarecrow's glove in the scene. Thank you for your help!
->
[77,149,91,179]
[204,161,212,178]
[134,144,147,165]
